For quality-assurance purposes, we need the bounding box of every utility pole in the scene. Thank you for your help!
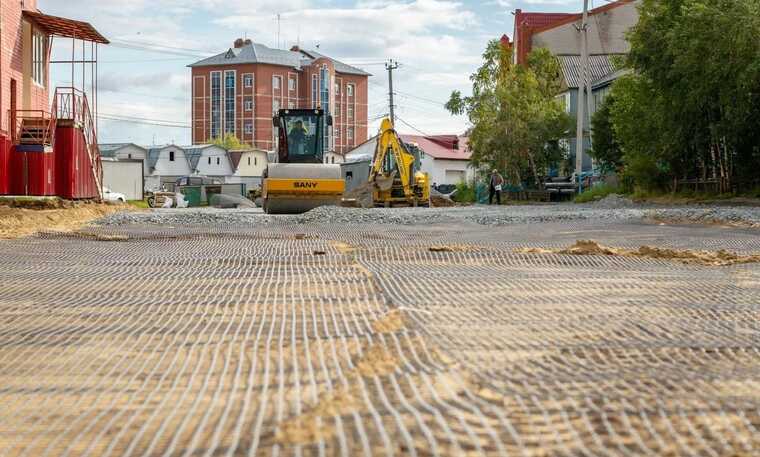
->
[386,59,399,126]
[575,0,590,183]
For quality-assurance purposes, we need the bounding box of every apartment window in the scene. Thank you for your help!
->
[32,31,47,86]
[127,153,132,159]
[288,77,296,91]
[288,101,295,109]
[320,66,330,153]
[245,121,253,134]
[273,75,281,91]
[247,157,251,166]
[208,157,211,165]
[272,99,280,116]
[334,82,340,95]
[347,127,354,140]
[217,157,220,165]
[347,106,354,120]
[347,84,354,97]
[169,150,175,162]
[224,70,236,135]
[244,98,253,112]
[210,72,222,139]
[243,74,253,88]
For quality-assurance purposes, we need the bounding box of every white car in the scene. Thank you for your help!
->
[102,187,127,203]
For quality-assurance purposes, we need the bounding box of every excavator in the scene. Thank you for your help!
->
[261,109,345,214]
[369,118,430,207]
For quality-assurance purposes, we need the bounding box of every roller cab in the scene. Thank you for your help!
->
[262,109,344,214]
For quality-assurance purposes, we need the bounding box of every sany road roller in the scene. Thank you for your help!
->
[261,109,345,214]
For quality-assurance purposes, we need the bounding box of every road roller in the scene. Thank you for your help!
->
[262,109,345,214]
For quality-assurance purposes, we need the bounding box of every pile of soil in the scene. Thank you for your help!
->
[519,240,760,266]
[0,203,129,239]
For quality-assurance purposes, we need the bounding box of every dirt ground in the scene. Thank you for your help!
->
[1,213,759,456]
[0,203,130,239]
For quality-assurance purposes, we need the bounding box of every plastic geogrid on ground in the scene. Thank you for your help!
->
[0,217,759,456]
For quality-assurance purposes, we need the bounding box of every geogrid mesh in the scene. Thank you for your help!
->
[0,218,759,456]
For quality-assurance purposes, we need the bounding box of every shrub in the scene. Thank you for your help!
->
[574,183,620,203]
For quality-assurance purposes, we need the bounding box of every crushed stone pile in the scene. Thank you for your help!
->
[519,240,760,266]
[589,193,639,209]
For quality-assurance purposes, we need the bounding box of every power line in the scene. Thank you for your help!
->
[395,116,429,136]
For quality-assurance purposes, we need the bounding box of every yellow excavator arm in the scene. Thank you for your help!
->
[369,118,430,207]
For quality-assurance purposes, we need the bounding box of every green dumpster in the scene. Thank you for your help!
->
[179,185,202,207]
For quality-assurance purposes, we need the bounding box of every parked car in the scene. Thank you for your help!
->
[102,187,126,203]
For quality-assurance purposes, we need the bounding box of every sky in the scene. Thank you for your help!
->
[40,0,594,146]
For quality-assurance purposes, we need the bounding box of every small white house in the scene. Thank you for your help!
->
[323,151,345,165]
[400,134,473,186]
[146,145,192,183]
[184,145,233,177]
[99,143,147,161]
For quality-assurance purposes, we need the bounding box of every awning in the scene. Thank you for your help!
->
[23,11,109,44]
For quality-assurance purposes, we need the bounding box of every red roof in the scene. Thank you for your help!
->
[23,11,109,44]
[401,134,471,161]
[513,0,635,65]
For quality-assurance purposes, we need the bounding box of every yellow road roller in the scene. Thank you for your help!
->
[262,109,345,214]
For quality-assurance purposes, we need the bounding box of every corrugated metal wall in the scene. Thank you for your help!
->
[9,145,56,196]
[0,135,10,195]
[102,160,143,200]
[55,127,99,199]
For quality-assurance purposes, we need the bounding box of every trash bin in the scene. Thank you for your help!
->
[179,185,202,207]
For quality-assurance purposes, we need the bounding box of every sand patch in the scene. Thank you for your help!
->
[371,310,406,334]
[428,244,480,253]
[519,240,760,266]
[0,204,130,239]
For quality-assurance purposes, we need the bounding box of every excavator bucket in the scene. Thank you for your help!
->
[262,163,345,214]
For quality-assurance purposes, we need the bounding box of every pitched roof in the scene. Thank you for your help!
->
[23,10,108,44]
[98,143,146,158]
[146,145,181,170]
[189,42,371,76]
[182,145,229,171]
[400,134,471,161]
[557,54,623,88]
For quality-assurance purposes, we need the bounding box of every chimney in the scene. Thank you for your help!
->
[290,45,301,52]
[234,38,245,48]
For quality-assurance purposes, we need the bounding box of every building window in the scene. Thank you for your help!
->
[32,31,47,86]
[254,157,258,166]
[331,156,335,164]
[273,75,281,91]
[224,70,236,135]
[288,77,296,91]
[127,153,132,159]
[334,82,340,95]
[311,74,318,108]
[245,121,253,134]
[244,98,253,112]
[243,74,253,88]
[210,72,222,139]
[208,157,211,165]
[217,157,220,165]
[347,84,354,97]
[247,157,251,166]
[347,106,354,120]
[320,66,330,153]
[169,150,175,162]
[347,127,354,141]
[272,99,280,116]
[288,101,295,109]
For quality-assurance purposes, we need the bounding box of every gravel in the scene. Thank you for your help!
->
[95,204,760,229]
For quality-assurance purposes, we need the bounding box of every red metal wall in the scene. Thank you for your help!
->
[55,126,99,199]
[8,144,56,196]
[0,134,9,195]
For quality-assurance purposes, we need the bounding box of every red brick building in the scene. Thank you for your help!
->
[0,0,49,138]
[189,39,370,155]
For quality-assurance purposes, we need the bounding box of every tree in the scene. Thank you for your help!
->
[209,133,250,150]
[611,0,760,193]
[589,94,623,174]
[447,40,573,188]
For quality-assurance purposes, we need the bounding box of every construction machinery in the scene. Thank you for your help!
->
[370,118,430,207]
[261,109,345,214]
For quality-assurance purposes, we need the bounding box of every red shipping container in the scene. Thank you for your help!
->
[55,126,100,199]
[9,144,56,196]
[0,135,9,195]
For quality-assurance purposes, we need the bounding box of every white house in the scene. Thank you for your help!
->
[146,145,192,189]
[227,149,268,188]
[184,145,233,177]
[99,143,148,162]
[400,134,474,186]
[323,151,345,165]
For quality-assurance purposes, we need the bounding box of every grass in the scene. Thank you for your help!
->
[128,200,150,209]
[574,184,620,203]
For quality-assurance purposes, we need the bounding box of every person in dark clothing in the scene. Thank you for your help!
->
[489,169,504,205]
[288,120,308,155]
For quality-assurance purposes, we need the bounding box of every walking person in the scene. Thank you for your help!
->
[489,169,504,205]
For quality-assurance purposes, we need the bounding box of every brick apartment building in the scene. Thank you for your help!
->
[189,39,370,155]
[0,0,49,138]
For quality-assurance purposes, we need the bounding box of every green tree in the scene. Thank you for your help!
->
[209,133,250,150]
[447,40,573,188]
[589,94,622,174]
[612,0,760,192]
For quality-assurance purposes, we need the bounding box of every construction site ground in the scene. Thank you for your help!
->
[1,204,760,456]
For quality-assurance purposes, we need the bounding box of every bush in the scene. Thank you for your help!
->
[574,183,621,203]
[452,181,476,203]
